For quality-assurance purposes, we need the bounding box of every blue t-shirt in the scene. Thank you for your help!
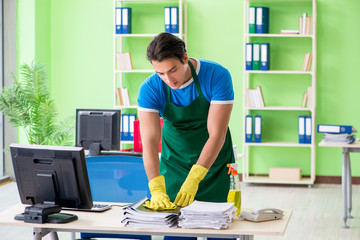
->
[137,59,234,116]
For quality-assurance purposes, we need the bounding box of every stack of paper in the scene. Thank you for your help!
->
[116,52,133,70]
[322,133,355,144]
[302,53,312,71]
[245,86,265,108]
[318,125,357,144]
[116,87,130,106]
[178,201,236,230]
[121,197,180,228]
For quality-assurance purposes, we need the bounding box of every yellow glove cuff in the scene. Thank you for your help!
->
[188,165,208,183]
[148,175,166,193]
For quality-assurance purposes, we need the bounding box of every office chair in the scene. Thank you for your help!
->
[79,155,151,240]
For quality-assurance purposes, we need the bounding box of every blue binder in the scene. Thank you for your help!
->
[246,43,253,70]
[305,116,312,144]
[317,124,353,134]
[115,7,122,34]
[170,7,178,33]
[121,7,131,34]
[260,43,270,71]
[256,7,269,34]
[129,114,136,141]
[298,116,305,144]
[121,114,130,141]
[254,115,262,143]
[245,115,253,143]
[164,7,171,33]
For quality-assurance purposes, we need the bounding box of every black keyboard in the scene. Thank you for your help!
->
[63,203,112,212]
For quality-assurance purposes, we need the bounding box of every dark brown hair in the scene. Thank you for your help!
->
[146,32,187,64]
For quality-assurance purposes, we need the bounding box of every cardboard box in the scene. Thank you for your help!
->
[269,167,302,181]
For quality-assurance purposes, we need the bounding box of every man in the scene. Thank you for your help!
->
[137,32,235,210]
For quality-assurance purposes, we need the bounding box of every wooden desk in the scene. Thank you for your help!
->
[318,140,360,228]
[0,204,292,240]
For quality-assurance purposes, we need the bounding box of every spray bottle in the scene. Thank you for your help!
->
[227,163,241,216]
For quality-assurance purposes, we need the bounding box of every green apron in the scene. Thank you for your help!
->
[160,60,235,202]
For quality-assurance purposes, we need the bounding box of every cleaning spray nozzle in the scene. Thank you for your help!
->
[227,163,238,174]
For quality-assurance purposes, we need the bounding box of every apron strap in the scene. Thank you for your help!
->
[166,59,202,103]
[188,60,202,96]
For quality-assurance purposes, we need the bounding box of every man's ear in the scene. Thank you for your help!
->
[182,52,188,64]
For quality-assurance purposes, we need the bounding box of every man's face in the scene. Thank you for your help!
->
[152,57,188,90]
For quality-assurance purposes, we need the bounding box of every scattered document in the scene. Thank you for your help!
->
[178,201,236,230]
[121,197,180,228]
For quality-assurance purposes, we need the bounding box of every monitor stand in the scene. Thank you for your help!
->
[88,143,101,156]
[14,203,78,224]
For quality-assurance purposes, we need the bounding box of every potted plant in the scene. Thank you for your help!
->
[0,62,74,146]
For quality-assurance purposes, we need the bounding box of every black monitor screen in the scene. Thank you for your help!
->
[10,143,93,223]
[76,109,121,156]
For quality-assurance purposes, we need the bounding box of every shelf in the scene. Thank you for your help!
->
[242,0,316,186]
[243,176,314,185]
[245,70,313,75]
[115,33,183,38]
[245,142,312,147]
[247,34,313,38]
[246,106,312,111]
[248,0,313,2]
[115,105,138,109]
[116,0,181,2]
[115,70,154,73]
[113,0,187,108]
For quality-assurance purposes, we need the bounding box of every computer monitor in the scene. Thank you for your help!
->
[76,109,121,156]
[10,143,93,224]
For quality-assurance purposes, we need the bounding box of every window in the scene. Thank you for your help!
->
[0,0,4,178]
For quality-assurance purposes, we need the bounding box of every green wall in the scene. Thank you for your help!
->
[17,0,360,177]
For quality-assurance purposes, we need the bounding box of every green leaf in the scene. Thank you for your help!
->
[0,61,74,146]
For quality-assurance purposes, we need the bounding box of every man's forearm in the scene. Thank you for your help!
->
[143,150,161,180]
[195,133,226,169]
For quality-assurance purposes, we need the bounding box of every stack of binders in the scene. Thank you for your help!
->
[115,7,132,34]
[248,6,269,34]
[164,7,178,33]
[317,124,356,144]
[245,115,262,143]
[298,116,312,144]
[121,114,136,141]
[246,43,269,71]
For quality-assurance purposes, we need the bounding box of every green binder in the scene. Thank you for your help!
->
[253,43,260,70]
[249,6,256,34]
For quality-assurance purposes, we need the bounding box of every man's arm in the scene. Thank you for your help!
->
[138,110,176,210]
[138,111,162,180]
[196,103,233,169]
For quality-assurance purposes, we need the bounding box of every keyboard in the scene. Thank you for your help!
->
[63,203,112,212]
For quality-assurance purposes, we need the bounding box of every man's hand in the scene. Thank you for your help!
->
[174,165,208,207]
[144,175,176,210]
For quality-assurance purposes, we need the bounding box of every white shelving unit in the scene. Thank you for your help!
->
[113,0,187,146]
[113,0,187,109]
[242,0,317,185]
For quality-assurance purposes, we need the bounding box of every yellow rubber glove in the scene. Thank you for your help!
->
[143,175,176,210]
[174,165,208,207]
